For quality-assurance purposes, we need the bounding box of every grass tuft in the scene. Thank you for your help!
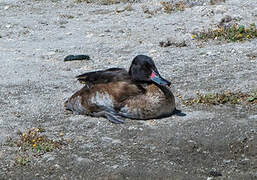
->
[183,91,257,106]
[193,23,257,42]
[15,155,30,166]
[15,128,63,153]
[6,128,66,166]
[160,1,186,14]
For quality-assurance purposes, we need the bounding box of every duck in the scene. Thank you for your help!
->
[65,55,176,123]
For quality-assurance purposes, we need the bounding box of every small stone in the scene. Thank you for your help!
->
[59,20,68,25]
[39,21,48,25]
[219,15,232,26]
[252,8,257,17]
[206,51,214,56]
[246,52,257,59]
[77,157,91,164]
[47,51,56,56]
[112,165,119,169]
[118,29,124,33]
[54,164,61,169]
[112,139,121,144]
[0,151,3,158]
[215,5,227,14]
[210,0,225,5]
[149,49,157,54]
[64,55,90,61]
[159,37,187,48]
[223,159,232,163]
[102,137,113,143]
[209,169,222,177]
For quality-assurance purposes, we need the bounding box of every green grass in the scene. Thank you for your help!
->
[15,155,30,166]
[3,128,66,167]
[193,23,257,42]
[6,128,65,166]
[15,128,63,153]
[183,91,257,106]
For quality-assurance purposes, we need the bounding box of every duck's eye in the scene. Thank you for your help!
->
[142,67,151,74]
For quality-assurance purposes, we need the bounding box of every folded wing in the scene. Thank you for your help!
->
[76,68,130,84]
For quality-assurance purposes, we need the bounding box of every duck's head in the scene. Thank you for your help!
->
[128,55,171,86]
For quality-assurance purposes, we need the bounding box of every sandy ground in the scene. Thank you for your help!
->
[0,0,257,179]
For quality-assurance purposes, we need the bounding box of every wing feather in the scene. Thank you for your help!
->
[76,68,130,84]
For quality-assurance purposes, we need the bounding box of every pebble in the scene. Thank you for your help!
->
[159,37,187,48]
[0,151,3,158]
[149,49,157,54]
[215,5,227,14]
[219,15,232,25]
[112,165,119,169]
[209,169,222,177]
[47,51,56,56]
[64,55,90,61]
[253,8,257,17]
[59,20,68,25]
[223,159,232,163]
[77,157,92,164]
[54,164,61,169]
[102,137,121,144]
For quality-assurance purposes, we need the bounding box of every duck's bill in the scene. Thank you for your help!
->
[150,71,171,86]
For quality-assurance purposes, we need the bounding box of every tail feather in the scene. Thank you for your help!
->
[172,108,186,116]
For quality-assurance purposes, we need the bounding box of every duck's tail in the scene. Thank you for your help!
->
[64,96,88,115]
[172,108,186,116]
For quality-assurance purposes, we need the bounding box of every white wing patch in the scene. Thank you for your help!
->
[90,92,114,108]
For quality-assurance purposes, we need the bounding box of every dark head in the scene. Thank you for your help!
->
[128,55,171,86]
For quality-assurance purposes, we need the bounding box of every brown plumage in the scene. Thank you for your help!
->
[65,55,176,123]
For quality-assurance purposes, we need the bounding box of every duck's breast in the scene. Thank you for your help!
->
[118,84,175,119]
